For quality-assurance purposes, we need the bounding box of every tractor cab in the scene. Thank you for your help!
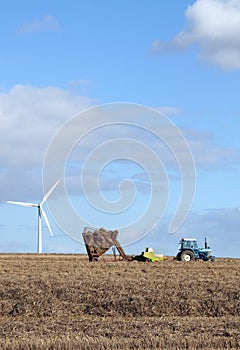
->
[180,238,198,251]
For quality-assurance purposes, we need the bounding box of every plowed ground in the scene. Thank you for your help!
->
[0,254,239,349]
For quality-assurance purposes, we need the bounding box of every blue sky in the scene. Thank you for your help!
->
[1,0,240,257]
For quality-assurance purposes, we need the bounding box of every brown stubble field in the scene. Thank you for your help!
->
[0,254,239,350]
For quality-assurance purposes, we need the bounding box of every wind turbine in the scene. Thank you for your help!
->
[7,180,60,254]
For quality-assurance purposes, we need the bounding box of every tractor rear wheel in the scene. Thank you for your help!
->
[180,250,195,262]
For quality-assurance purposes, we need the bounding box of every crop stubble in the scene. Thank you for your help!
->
[0,254,239,349]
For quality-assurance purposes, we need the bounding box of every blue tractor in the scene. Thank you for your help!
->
[176,237,215,262]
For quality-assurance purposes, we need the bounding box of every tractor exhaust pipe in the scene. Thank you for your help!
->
[205,237,208,249]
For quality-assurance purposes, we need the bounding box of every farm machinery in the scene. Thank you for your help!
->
[176,237,215,262]
[82,227,166,262]
[82,227,214,263]
[82,227,132,262]
[132,247,165,262]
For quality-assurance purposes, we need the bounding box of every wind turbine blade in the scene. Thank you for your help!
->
[41,180,60,205]
[7,201,37,207]
[41,208,53,236]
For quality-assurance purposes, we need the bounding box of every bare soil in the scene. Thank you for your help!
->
[0,254,239,349]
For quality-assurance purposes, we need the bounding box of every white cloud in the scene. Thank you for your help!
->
[17,15,60,34]
[152,0,240,70]
[186,128,240,169]
[0,85,93,199]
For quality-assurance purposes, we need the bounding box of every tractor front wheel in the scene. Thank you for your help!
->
[207,256,215,262]
[180,250,195,262]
